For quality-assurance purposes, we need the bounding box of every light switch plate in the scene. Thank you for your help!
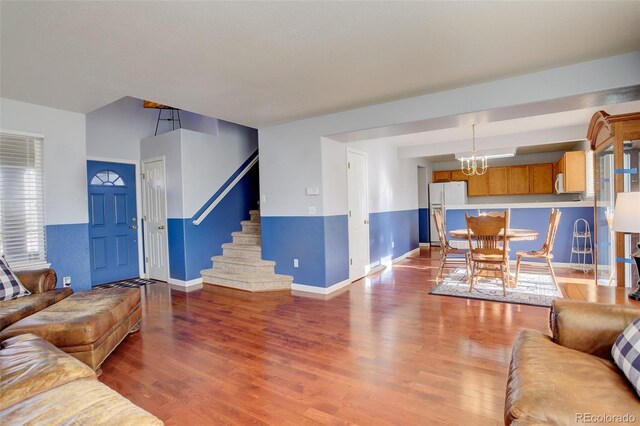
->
[306,186,320,195]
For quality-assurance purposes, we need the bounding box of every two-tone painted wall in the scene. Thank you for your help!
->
[141,125,259,285]
[261,135,425,291]
[258,52,640,293]
[1,97,92,290]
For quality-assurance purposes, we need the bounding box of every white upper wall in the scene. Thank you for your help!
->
[86,97,157,161]
[181,124,257,217]
[0,98,88,225]
[259,52,640,217]
[87,96,221,162]
[142,125,257,219]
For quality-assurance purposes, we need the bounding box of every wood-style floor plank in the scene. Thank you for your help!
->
[99,247,635,425]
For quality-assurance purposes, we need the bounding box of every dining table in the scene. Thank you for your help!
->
[448,228,539,242]
[448,228,539,287]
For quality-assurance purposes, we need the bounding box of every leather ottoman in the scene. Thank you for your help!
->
[0,288,141,371]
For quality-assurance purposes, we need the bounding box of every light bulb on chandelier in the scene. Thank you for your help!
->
[460,124,488,176]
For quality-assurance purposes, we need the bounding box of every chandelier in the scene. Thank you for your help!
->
[460,124,487,176]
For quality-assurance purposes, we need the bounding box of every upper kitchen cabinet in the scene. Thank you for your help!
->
[487,167,508,195]
[450,169,469,181]
[529,163,554,194]
[433,170,451,182]
[507,165,530,195]
[467,172,489,197]
[555,151,586,193]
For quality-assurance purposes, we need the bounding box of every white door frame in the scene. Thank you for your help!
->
[141,156,170,281]
[86,156,145,278]
[346,147,371,281]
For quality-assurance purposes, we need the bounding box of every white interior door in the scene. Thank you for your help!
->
[347,149,370,281]
[142,158,168,281]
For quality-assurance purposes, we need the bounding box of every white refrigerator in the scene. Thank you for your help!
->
[429,181,468,245]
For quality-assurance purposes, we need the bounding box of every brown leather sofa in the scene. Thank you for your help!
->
[0,333,162,424]
[0,268,71,330]
[0,268,142,371]
[505,299,640,425]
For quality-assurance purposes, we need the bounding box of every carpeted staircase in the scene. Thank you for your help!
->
[201,210,293,291]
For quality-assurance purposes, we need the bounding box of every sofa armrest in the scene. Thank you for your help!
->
[550,299,640,359]
[14,269,57,294]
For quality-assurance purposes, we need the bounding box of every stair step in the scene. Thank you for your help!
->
[211,256,275,274]
[240,221,261,235]
[231,231,261,245]
[249,210,260,223]
[201,269,292,292]
[222,243,261,259]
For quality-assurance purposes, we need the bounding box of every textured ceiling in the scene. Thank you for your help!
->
[2,1,640,127]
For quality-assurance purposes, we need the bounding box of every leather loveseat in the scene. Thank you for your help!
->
[0,268,71,330]
[0,333,162,424]
[505,299,640,425]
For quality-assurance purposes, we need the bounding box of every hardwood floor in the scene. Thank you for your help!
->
[99,248,636,425]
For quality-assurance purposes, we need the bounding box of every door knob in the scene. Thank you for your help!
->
[158,225,165,230]
[131,225,138,230]
[364,219,369,225]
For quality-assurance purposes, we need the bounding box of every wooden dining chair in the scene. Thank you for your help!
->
[465,211,510,296]
[514,209,562,291]
[432,210,470,283]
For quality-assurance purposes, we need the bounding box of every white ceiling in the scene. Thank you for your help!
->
[2,1,640,128]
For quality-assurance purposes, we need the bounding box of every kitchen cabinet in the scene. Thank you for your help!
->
[556,151,586,193]
[530,163,554,194]
[487,167,508,195]
[467,173,489,197]
[433,170,451,182]
[507,165,530,195]
[450,169,468,181]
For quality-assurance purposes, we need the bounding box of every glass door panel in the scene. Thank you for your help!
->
[595,146,615,286]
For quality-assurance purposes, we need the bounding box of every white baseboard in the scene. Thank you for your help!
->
[392,247,421,263]
[419,243,431,247]
[168,277,203,292]
[291,278,351,295]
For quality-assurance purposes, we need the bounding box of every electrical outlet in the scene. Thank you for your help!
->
[308,206,316,215]
[392,241,395,248]
[62,276,71,287]
[293,259,299,268]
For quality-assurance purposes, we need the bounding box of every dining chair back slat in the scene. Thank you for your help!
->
[464,211,510,296]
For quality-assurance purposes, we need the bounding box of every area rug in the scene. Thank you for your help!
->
[93,278,155,290]
[429,268,563,307]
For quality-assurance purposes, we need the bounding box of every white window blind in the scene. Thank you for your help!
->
[0,131,46,268]
[585,150,595,200]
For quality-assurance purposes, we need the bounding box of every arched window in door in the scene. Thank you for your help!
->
[90,170,126,187]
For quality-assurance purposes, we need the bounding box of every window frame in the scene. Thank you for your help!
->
[0,128,49,270]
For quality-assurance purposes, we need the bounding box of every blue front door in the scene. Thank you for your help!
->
[87,161,139,285]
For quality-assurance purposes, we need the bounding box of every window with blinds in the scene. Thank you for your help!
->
[0,130,46,268]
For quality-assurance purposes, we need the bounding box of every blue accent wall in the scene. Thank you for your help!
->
[323,215,349,286]
[262,209,418,288]
[418,208,430,243]
[445,206,594,263]
[46,223,92,291]
[262,216,333,287]
[166,163,260,281]
[369,209,419,267]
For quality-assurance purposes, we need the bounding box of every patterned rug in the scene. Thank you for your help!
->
[93,278,155,290]
[429,268,564,307]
